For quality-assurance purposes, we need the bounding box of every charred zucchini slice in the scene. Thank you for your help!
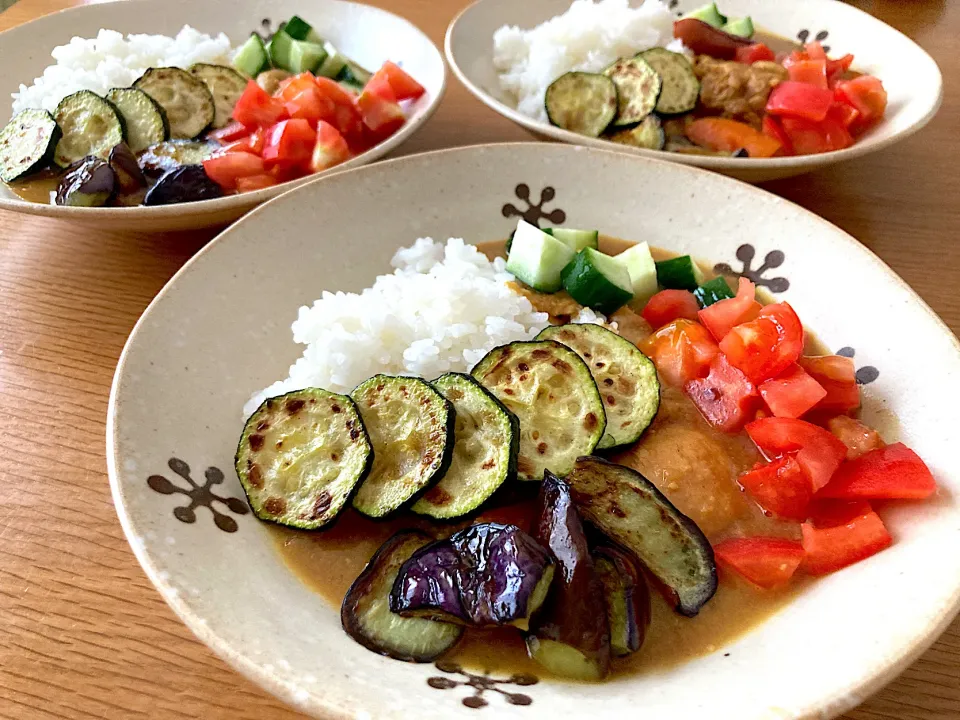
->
[189,64,248,128]
[105,88,168,153]
[637,48,700,115]
[138,139,218,175]
[527,472,610,680]
[545,72,617,138]
[607,115,665,151]
[53,90,125,167]
[342,530,463,662]
[0,109,61,182]
[594,545,651,657]
[134,67,215,139]
[536,323,659,450]
[235,388,373,529]
[567,456,717,617]
[471,340,606,481]
[351,376,455,518]
[391,522,554,629]
[602,57,661,126]
[411,373,518,519]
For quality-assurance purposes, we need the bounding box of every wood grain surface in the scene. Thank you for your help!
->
[0,0,957,718]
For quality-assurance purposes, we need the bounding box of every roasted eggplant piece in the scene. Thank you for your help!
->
[138,139,219,175]
[142,164,222,206]
[391,522,554,629]
[567,456,717,617]
[108,142,147,195]
[342,530,463,663]
[594,545,651,657]
[55,156,116,207]
[527,472,610,680]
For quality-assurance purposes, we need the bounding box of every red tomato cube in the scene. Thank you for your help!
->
[719,302,804,384]
[766,81,835,122]
[381,60,426,101]
[262,118,316,170]
[685,353,760,433]
[698,277,761,341]
[641,289,700,328]
[639,319,718,388]
[202,151,265,191]
[759,364,827,418]
[817,443,937,500]
[746,416,848,491]
[356,90,406,140]
[232,80,288,129]
[738,456,813,520]
[734,43,775,65]
[714,537,805,589]
[797,355,860,412]
[310,120,351,173]
[801,507,892,575]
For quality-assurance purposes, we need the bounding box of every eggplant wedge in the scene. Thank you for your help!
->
[391,522,554,629]
[594,545,651,657]
[567,456,717,617]
[527,472,611,681]
[342,530,463,662]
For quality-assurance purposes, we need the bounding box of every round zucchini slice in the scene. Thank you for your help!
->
[342,530,463,662]
[53,90,125,167]
[351,375,455,518]
[637,47,700,115]
[235,388,373,530]
[545,72,618,138]
[134,67,215,139]
[189,63,248,128]
[602,57,661,126]
[0,109,61,182]
[607,115,665,151]
[411,373,519,520]
[471,340,606,481]
[536,323,659,450]
[105,87,169,153]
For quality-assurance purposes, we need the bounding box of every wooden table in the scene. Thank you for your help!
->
[1,0,958,717]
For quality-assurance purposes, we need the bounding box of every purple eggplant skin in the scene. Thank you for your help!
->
[594,545,651,657]
[108,142,146,194]
[389,538,469,624]
[55,156,116,207]
[342,530,463,663]
[142,164,222,206]
[527,472,611,681]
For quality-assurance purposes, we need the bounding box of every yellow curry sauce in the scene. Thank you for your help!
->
[270,236,817,678]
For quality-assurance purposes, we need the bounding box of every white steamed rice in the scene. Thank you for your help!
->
[493,0,686,123]
[12,26,233,115]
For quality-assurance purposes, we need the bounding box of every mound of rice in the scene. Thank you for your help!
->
[12,26,233,114]
[244,238,554,416]
[493,0,685,123]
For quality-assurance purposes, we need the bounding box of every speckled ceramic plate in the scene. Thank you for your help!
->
[0,0,444,231]
[446,0,942,182]
[108,143,960,719]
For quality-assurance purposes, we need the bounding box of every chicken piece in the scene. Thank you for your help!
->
[694,56,788,128]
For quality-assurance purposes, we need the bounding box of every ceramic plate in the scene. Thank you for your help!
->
[0,0,444,231]
[446,0,942,182]
[108,143,960,719]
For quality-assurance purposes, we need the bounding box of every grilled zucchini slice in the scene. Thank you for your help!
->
[105,88,168,153]
[536,323,659,450]
[53,90,125,167]
[0,109,61,182]
[471,340,605,481]
[134,67,215,139]
[608,115,665,150]
[137,139,218,175]
[342,530,463,662]
[189,64,247,128]
[602,57,661,126]
[235,388,373,529]
[411,373,519,520]
[637,48,700,115]
[545,72,617,138]
[567,456,717,617]
[351,376,455,518]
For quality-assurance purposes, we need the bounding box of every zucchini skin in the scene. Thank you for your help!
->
[0,109,61,182]
[545,71,618,138]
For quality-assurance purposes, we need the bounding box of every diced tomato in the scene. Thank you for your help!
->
[380,60,426,101]
[797,355,860,412]
[639,319,719,388]
[738,456,812,521]
[332,103,365,144]
[642,289,700,328]
[826,54,855,87]
[714,537,805,589]
[268,163,301,184]
[828,101,860,129]
[262,118,316,170]
[803,41,828,61]
[766,81,834,122]
[233,81,288,129]
[278,72,321,103]
[761,115,793,156]
[685,117,781,158]
[235,173,279,193]
[685,354,760,433]
[759,364,826,419]
[807,499,873,527]
[720,302,803,384]
[309,120,351,173]
[735,43,775,64]
[314,76,359,106]
[201,151,265,191]
[356,90,406,140]
[698,277,761,342]
[364,68,398,103]
[746,417,849,491]
[818,443,937,500]
[673,18,752,60]
[835,75,887,131]
[827,416,883,459]
[210,121,250,144]
[801,507,892,575]
[284,86,337,126]
[787,59,828,89]
[223,127,266,155]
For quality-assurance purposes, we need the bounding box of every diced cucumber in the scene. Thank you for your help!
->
[505,219,576,293]
[561,248,634,315]
[682,2,726,28]
[544,228,600,252]
[316,41,348,78]
[336,60,373,93]
[233,33,269,78]
[723,16,755,38]
[693,276,735,307]
[615,242,658,304]
[655,255,705,291]
[268,29,295,71]
[289,40,327,74]
[283,15,324,44]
